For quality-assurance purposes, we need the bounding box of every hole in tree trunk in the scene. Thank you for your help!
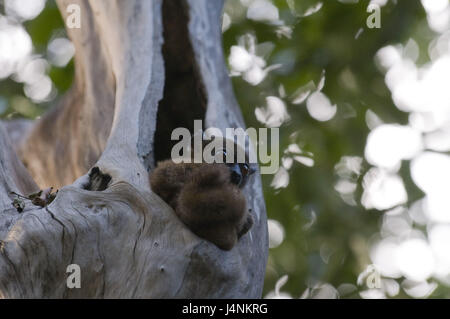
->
[153,0,207,164]
[84,167,112,191]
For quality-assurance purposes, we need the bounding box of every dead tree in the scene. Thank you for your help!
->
[0,0,268,298]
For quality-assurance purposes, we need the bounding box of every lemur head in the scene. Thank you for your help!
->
[183,135,257,188]
[211,138,256,188]
[219,149,256,188]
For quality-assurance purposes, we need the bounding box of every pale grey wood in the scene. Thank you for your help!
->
[0,0,268,298]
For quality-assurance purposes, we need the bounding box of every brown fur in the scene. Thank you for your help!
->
[150,160,253,250]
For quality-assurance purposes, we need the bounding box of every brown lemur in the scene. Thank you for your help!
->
[150,138,256,250]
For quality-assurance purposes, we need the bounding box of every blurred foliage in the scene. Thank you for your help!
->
[0,0,72,119]
[0,0,446,298]
[223,0,433,298]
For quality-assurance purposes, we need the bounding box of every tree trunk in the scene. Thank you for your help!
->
[0,0,268,298]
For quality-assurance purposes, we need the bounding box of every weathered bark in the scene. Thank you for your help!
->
[0,0,268,298]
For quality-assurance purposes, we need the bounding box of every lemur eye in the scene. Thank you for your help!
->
[240,163,249,177]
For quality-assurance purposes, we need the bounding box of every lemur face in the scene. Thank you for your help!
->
[219,149,256,188]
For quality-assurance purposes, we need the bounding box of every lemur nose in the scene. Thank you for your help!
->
[229,165,242,186]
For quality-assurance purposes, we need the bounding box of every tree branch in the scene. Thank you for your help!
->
[0,0,268,298]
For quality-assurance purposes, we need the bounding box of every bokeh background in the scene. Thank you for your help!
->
[1,0,450,298]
